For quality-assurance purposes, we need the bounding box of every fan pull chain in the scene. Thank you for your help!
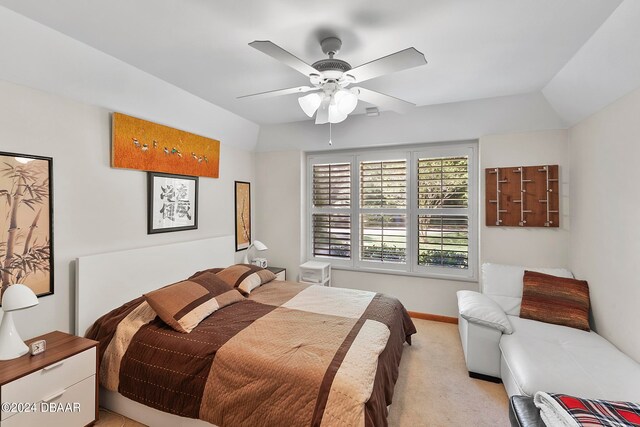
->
[329,122,332,146]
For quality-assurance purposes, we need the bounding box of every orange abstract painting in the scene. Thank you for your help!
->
[112,113,220,178]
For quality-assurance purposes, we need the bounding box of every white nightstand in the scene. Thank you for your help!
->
[266,266,286,281]
[0,331,98,427]
[299,261,331,287]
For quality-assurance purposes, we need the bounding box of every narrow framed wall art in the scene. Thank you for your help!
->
[235,181,251,251]
[0,151,54,300]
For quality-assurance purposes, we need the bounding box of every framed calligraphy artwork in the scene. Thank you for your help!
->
[147,172,198,234]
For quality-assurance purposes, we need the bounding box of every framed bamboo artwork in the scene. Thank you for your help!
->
[235,181,251,252]
[0,151,53,300]
[112,112,220,178]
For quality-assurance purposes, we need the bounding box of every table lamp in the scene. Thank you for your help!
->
[0,284,38,360]
[243,240,268,264]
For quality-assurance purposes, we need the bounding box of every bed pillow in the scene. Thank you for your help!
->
[216,264,276,295]
[188,267,224,280]
[144,272,244,333]
[520,270,590,331]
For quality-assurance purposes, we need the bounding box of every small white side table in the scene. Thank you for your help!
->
[299,261,331,287]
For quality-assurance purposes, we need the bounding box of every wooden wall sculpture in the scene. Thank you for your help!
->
[486,165,559,227]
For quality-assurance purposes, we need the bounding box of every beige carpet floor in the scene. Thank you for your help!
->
[96,408,146,426]
[387,319,509,426]
[96,319,509,427]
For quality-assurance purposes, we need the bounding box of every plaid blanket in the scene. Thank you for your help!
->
[534,391,640,427]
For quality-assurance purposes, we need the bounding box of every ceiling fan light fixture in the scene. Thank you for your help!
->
[328,104,348,123]
[298,92,322,117]
[334,88,359,116]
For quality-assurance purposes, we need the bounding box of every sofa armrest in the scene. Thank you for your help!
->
[457,290,513,334]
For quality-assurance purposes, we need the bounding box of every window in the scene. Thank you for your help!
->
[311,162,351,259]
[416,155,470,270]
[307,142,477,280]
[360,159,407,267]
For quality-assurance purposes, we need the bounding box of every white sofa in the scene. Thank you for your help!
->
[457,263,640,402]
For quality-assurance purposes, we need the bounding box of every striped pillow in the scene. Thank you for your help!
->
[216,264,276,295]
[520,271,590,331]
[145,272,244,333]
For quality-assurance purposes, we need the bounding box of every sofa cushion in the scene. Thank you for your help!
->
[457,290,513,334]
[481,263,573,315]
[500,316,640,402]
[520,271,590,331]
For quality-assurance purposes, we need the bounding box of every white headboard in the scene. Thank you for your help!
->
[75,235,235,336]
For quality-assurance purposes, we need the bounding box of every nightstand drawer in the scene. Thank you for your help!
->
[1,347,95,421]
[2,375,95,427]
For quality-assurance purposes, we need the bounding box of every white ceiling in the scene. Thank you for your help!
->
[0,0,622,125]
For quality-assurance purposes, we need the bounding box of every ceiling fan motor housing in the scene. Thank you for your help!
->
[312,58,352,73]
[320,37,342,56]
[314,37,352,79]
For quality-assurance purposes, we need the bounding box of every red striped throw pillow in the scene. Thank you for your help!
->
[520,270,590,331]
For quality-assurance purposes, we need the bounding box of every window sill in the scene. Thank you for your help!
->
[329,264,478,283]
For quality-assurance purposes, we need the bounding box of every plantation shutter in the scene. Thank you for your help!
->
[417,156,469,269]
[359,159,407,264]
[311,162,351,259]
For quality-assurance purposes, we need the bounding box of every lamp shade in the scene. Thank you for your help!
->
[252,240,268,251]
[1,284,38,312]
[328,104,348,123]
[298,93,322,117]
[242,240,268,264]
[334,89,358,116]
[0,284,38,360]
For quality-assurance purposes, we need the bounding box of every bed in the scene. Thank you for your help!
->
[76,236,416,427]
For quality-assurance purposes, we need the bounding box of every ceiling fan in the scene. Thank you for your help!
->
[239,37,427,124]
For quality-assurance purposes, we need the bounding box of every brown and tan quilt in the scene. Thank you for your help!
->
[87,279,416,427]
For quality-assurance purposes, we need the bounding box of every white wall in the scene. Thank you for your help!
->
[480,130,570,269]
[254,151,305,281]
[256,92,564,152]
[568,86,640,361]
[256,130,569,317]
[0,80,256,339]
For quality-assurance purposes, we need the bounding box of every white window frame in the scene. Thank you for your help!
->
[307,154,354,268]
[306,141,478,281]
[411,145,478,281]
[355,150,409,272]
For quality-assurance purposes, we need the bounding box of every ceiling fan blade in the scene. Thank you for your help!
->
[315,98,330,124]
[249,40,318,77]
[237,86,319,100]
[354,87,416,114]
[348,48,427,83]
